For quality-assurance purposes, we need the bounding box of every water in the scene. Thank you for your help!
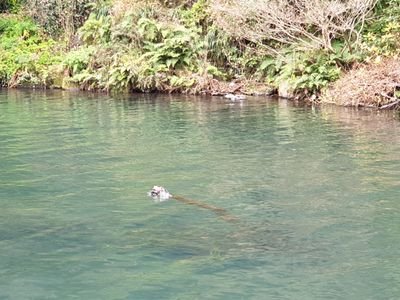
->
[0,89,399,299]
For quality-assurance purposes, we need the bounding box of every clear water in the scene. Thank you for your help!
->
[1,89,400,299]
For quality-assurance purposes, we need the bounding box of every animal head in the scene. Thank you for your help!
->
[148,186,172,201]
[149,186,164,197]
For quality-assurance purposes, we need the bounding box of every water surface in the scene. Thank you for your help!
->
[1,89,399,299]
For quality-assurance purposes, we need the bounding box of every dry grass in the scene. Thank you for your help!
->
[322,58,400,109]
[111,0,165,22]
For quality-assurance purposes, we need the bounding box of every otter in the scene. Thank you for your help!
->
[148,185,172,201]
[148,186,238,222]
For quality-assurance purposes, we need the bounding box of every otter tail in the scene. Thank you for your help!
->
[172,195,238,223]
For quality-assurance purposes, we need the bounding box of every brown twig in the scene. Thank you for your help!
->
[379,93,400,110]
[323,59,400,108]
[211,0,378,53]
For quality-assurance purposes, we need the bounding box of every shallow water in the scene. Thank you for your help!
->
[0,89,399,299]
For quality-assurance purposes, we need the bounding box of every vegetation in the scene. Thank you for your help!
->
[0,15,62,87]
[0,0,400,108]
[322,58,400,108]
[0,0,24,13]
[322,0,400,108]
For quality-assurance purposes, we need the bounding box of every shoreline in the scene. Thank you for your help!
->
[1,84,398,115]
[1,2,399,112]
[2,79,399,112]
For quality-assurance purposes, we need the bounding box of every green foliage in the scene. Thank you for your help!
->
[289,54,341,93]
[169,75,194,88]
[204,65,227,80]
[63,46,95,75]
[86,0,112,19]
[180,0,210,29]
[260,47,359,94]
[68,14,204,92]
[4,0,393,96]
[79,14,111,45]
[107,65,136,91]
[134,19,203,90]
[0,0,24,12]
[106,51,141,91]
[362,0,400,58]
[0,17,38,39]
[25,0,94,36]
[204,25,239,72]
[0,16,61,87]
[111,14,139,44]
[142,24,201,70]
[137,18,161,43]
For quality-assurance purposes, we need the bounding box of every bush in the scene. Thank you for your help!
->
[362,0,400,58]
[258,45,361,96]
[0,0,25,12]
[24,0,95,37]
[323,58,400,107]
[0,16,62,87]
[211,0,378,52]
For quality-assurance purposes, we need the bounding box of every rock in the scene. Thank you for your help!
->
[62,77,80,90]
[278,80,295,99]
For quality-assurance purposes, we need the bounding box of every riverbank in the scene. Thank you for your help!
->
[1,0,400,109]
[322,58,400,110]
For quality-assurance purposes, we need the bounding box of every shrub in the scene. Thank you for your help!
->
[0,16,61,87]
[0,0,25,12]
[211,0,378,52]
[78,14,111,45]
[24,0,95,37]
[362,0,400,58]
[63,46,95,75]
[258,45,361,96]
[322,58,400,107]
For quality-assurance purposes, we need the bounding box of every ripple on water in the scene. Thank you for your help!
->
[0,90,400,299]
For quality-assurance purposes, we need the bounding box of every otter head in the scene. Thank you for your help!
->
[148,186,172,201]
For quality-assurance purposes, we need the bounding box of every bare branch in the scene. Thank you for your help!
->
[210,0,378,54]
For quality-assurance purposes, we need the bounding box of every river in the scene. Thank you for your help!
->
[0,89,399,299]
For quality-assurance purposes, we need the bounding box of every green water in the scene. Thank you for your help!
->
[0,90,399,299]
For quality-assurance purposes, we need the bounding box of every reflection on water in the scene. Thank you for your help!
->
[1,89,400,299]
